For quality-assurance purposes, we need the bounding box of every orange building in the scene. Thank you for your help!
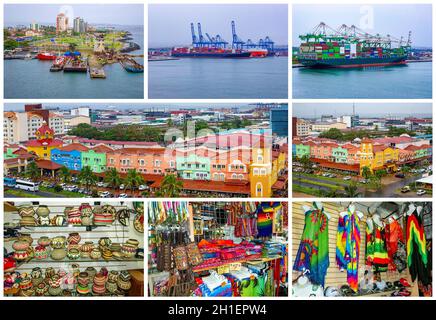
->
[106,147,176,174]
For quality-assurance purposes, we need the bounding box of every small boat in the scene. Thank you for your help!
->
[36,52,57,60]
[50,56,67,72]
[120,59,144,73]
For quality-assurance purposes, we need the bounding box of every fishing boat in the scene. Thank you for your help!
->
[50,56,67,72]
[36,52,57,60]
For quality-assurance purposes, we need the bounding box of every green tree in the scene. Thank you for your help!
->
[361,166,371,180]
[124,169,145,195]
[319,128,344,140]
[369,175,382,190]
[78,166,97,192]
[58,166,71,183]
[156,174,183,197]
[299,155,312,171]
[343,182,360,197]
[25,161,40,181]
[401,165,411,175]
[104,167,122,189]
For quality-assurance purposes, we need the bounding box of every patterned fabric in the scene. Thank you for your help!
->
[365,219,390,272]
[293,203,329,287]
[386,218,406,271]
[406,209,430,285]
[336,207,361,292]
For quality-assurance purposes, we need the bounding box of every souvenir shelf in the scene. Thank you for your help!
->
[4,201,145,297]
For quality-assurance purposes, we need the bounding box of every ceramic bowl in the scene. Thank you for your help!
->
[36,205,50,217]
[67,248,81,260]
[12,240,30,251]
[51,236,66,249]
[37,236,51,247]
[51,248,66,260]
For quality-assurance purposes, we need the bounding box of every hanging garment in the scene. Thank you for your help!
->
[386,218,406,272]
[406,209,430,286]
[336,207,361,292]
[365,219,390,272]
[257,203,275,238]
[293,203,329,287]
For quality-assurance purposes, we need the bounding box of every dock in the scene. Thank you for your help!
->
[64,60,87,72]
[90,67,106,79]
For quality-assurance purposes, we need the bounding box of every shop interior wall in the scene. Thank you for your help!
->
[292,201,413,289]
[4,201,144,273]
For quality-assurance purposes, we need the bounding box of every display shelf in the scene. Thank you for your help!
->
[192,255,282,273]
[14,256,143,265]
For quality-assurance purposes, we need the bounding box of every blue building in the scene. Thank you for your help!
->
[270,105,288,137]
[50,143,89,171]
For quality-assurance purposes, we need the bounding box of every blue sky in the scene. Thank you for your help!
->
[149,4,288,47]
[4,4,144,26]
[293,4,432,48]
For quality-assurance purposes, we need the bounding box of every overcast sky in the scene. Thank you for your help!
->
[293,103,432,118]
[4,4,144,26]
[293,4,432,48]
[149,4,288,47]
[4,103,259,111]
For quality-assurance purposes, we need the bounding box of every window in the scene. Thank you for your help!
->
[232,173,237,179]
[253,168,259,176]
[257,155,263,162]
[255,182,263,197]
[140,159,145,166]
[238,174,244,180]
[260,168,267,176]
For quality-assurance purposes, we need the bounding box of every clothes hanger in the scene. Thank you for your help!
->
[407,203,416,216]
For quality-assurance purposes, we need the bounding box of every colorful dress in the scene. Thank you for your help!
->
[406,209,430,286]
[386,218,406,272]
[336,207,361,292]
[365,219,390,272]
[293,203,329,287]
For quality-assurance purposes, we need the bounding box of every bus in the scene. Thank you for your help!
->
[15,179,39,192]
[4,177,17,188]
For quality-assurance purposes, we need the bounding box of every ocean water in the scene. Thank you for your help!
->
[293,62,432,99]
[4,25,144,99]
[149,57,288,99]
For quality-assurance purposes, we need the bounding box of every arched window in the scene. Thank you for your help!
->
[238,174,244,180]
[220,173,225,181]
[257,155,263,162]
[255,182,263,197]
[260,168,267,175]
[253,168,259,176]
[231,173,237,179]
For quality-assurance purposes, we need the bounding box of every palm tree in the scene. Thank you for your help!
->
[325,188,339,198]
[25,161,40,181]
[156,174,183,197]
[104,167,122,189]
[78,166,97,192]
[401,165,411,176]
[361,166,371,180]
[369,175,382,190]
[124,169,145,196]
[343,182,360,198]
[300,155,312,172]
[58,166,71,183]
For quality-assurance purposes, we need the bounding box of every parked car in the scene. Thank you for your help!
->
[97,182,105,187]
[138,185,147,191]
[100,191,111,198]
[343,176,352,181]
[119,184,125,190]
[359,179,368,184]
[119,193,128,198]
[395,173,405,178]
[416,189,426,196]
[401,186,411,193]
[328,174,336,178]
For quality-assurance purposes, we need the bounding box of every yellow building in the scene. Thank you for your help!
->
[250,147,273,198]
[26,122,63,160]
[359,139,398,175]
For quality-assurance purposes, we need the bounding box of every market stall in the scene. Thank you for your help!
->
[292,201,432,297]
[148,201,288,297]
[3,201,144,297]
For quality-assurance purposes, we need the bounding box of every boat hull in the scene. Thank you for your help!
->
[172,52,251,58]
[36,53,57,60]
[299,56,407,68]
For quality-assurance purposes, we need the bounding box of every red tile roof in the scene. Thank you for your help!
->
[57,143,89,152]
[90,145,114,153]
[26,139,63,147]
[313,159,360,172]
[36,160,63,170]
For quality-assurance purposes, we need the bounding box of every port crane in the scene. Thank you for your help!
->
[191,22,228,48]
[301,22,410,50]
[231,20,245,49]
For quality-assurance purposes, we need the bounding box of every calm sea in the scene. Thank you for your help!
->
[149,57,288,99]
[4,25,144,99]
[293,62,432,99]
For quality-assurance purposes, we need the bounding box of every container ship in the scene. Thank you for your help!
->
[298,23,411,68]
[171,47,251,58]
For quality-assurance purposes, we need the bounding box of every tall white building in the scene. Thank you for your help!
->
[71,107,90,117]
[3,111,64,144]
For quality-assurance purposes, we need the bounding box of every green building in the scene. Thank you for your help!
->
[176,154,210,180]
[332,146,348,163]
[81,149,107,173]
[295,144,310,159]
